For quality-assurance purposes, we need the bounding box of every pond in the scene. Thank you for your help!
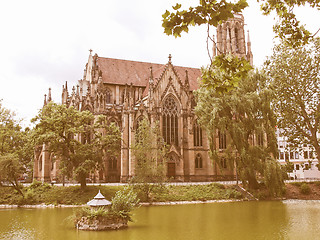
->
[1,200,320,240]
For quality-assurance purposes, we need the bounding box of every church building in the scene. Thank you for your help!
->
[33,14,253,183]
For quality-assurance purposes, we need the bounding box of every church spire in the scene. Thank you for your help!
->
[185,70,190,90]
[43,94,47,106]
[168,54,172,64]
[48,88,52,102]
[85,49,93,83]
[246,30,253,66]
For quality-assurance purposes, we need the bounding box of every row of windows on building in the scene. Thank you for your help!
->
[279,150,315,160]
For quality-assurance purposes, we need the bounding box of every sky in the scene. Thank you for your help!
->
[0,0,319,127]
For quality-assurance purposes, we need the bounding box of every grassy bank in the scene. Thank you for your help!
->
[0,182,242,205]
[2,181,319,206]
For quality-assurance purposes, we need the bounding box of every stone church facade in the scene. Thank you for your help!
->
[33,14,253,183]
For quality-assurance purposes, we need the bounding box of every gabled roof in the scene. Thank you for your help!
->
[96,57,201,91]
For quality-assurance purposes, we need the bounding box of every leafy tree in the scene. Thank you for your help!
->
[95,116,121,160]
[265,38,320,167]
[162,0,320,94]
[131,118,168,202]
[162,0,320,48]
[0,101,33,192]
[32,102,120,189]
[0,153,25,196]
[195,70,284,195]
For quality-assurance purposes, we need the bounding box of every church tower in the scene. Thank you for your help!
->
[215,13,253,65]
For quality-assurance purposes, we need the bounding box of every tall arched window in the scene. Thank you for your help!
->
[218,130,226,150]
[135,117,145,143]
[235,27,240,53]
[39,156,42,171]
[162,95,179,146]
[121,90,125,104]
[193,121,203,147]
[106,88,112,104]
[195,154,203,169]
[109,156,117,170]
[257,132,264,146]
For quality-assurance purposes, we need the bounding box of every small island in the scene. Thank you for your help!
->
[74,187,139,231]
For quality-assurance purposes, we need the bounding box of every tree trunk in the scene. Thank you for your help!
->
[247,174,259,190]
[11,179,24,197]
[80,175,86,189]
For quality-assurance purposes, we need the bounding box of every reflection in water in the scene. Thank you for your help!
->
[0,201,320,240]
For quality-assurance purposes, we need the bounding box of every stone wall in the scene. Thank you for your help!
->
[76,216,128,231]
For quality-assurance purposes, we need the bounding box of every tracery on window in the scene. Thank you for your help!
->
[121,90,126,104]
[162,95,179,146]
[135,117,145,143]
[193,121,203,147]
[235,27,240,53]
[109,156,117,170]
[218,130,226,150]
[257,132,264,146]
[195,154,203,169]
[106,88,112,104]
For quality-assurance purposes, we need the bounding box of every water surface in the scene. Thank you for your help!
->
[1,201,320,240]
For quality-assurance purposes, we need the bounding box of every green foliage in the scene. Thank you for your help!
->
[0,153,25,196]
[74,207,110,221]
[265,39,320,164]
[263,159,285,197]
[0,101,33,193]
[300,183,311,195]
[131,118,168,202]
[260,0,320,47]
[162,0,248,38]
[95,116,121,159]
[201,54,253,94]
[163,0,320,47]
[111,186,140,221]
[32,102,121,189]
[195,69,284,194]
[152,183,242,202]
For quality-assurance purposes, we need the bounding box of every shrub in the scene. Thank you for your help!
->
[111,186,140,221]
[300,183,311,195]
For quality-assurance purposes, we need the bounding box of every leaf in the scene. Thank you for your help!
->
[172,3,182,10]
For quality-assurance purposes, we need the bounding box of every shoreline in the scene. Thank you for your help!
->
[2,198,320,209]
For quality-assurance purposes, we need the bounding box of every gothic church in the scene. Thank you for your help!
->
[33,14,253,183]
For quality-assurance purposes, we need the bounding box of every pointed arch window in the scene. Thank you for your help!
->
[235,27,240,53]
[135,117,145,143]
[193,121,203,147]
[106,88,112,104]
[195,154,203,169]
[162,95,179,146]
[218,130,227,150]
[257,132,264,146]
[121,90,125,104]
[109,156,117,170]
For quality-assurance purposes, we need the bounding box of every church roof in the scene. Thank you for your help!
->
[96,57,201,91]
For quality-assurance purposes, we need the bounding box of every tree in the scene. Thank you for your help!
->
[131,118,168,202]
[32,102,120,189]
[94,116,121,161]
[162,0,320,95]
[162,0,320,48]
[0,101,33,193]
[0,153,25,196]
[195,70,284,195]
[265,38,320,167]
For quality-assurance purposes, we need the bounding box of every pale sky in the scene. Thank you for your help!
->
[0,0,319,127]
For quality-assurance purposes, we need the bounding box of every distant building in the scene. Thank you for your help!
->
[33,14,253,183]
[277,128,320,179]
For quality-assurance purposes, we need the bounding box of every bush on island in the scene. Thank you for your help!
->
[74,186,140,230]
